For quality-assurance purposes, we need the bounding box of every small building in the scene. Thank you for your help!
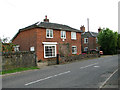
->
[81,26,101,53]
[12,16,83,61]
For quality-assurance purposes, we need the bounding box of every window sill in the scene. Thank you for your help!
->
[71,38,77,40]
[46,37,53,39]
[44,56,56,58]
[61,38,66,39]
[72,53,77,54]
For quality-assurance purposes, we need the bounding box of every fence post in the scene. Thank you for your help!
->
[56,54,59,64]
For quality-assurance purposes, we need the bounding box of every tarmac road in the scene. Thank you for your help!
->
[2,55,118,89]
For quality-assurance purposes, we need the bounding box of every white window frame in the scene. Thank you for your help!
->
[14,45,20,52]
[44,45,56,58]
[42,42,57,58]
[46,29,53,38]
[71,32,76,40]
[96,37,98,43]
[72,46,77,54]
[61,31,66,39]
[84,38,88,44]
[30,46,35,51]
[96,47,98,50]
[84,47,88,51]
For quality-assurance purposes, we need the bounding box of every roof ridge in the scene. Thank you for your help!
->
[39,22,81,32]
[89,32,94,36]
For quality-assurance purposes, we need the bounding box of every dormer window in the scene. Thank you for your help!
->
[46,29,53,38]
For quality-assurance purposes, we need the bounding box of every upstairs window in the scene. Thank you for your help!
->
[46,29,53,38]
[61,31,66,39]
[72,46,77,54]
[84,38,88,44]
[71,32,76,40]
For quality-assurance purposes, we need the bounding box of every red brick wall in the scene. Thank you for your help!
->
[36,28,82,61]
[12,29,37,51]
[13,28,82,61]
[81,37,99,52]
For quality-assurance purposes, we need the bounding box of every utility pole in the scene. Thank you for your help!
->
[87,18,89,32]
[87,18,89,52]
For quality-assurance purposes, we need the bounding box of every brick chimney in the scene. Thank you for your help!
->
[80,25,85,33]
[98,27,101,33]
[44,15,49,22]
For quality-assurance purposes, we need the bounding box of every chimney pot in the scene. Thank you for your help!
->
[80,25,85,33]
[44,15,49,22]
[98,27,101,33]
[45,15,47,19]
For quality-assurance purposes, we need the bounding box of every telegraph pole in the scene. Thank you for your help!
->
[87,18,89,32]
[87,18,89,52]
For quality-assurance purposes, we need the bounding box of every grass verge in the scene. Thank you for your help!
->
[1,66,39,75]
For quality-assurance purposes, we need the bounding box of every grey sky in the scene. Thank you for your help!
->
[0,0,119,40]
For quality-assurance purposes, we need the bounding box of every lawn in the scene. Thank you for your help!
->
[1,66,39,75]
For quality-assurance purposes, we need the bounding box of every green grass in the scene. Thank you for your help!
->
[1,66,39,75]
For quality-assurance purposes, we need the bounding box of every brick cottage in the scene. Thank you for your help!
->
[12,16,83,61]
[81,26,101,53]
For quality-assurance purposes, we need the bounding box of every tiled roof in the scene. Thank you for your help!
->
[20,22,82,33]
[91,32,98,37]
[12,22,82,41]
[81,31,98,38]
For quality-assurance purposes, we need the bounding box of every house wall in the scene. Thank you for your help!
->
[36,28,82,61]
[12,28,82,61]
[81,37,99,52]
[12,29,37,51]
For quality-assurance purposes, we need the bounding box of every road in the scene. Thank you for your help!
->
[2,55,118,88]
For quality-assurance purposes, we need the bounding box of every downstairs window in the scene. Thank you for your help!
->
[44,44,57,58]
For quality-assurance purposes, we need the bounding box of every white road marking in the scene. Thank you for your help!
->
[25,62,99,86]
[80,63,98,69]
[99,68,118,88]
[94,66,100,68]
[25,71,71,86]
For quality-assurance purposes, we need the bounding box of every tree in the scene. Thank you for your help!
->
[0,37,15,52]
[97,28,118,55]
[118,34,120,49]
[0,36,10,43]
